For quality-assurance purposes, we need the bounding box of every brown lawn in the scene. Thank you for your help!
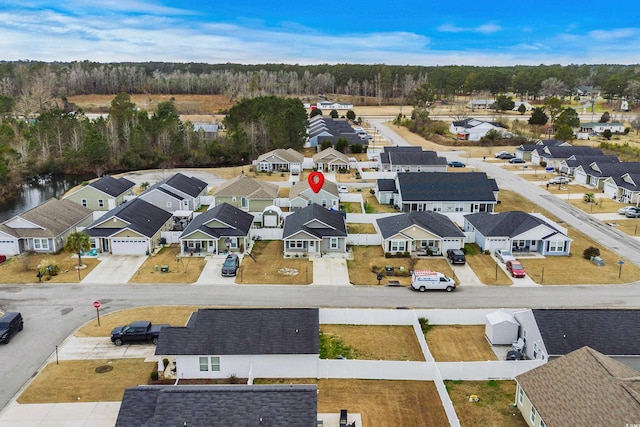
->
[237,240,313,284]
[426,325,497,362]
[320,325,424,361]
[69,94,234,116]
[446,380,528,427]
[605,219,640,237]
[76,305,200,337]
[465,250,513,286]
[363,191,397,213]
[18,359,156,403]
[129,246,206,284]
[347,246,454,286]
[340,202,362,213]
[0,251,100,284]
[567,197,621,214]
[346,223,377,234]
[255,378,449,427]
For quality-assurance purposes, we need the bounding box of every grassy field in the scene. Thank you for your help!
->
[320,325,424,361]
[129,246,206,284]
[18,359,156,403]
[346,223,377,234]
[237,240,313,284]
[567,197,621,214]
[0,251,100,284]
[426,325,498,362]
[340,201,362,213]
[446,380,528,427]
[605,219,640,236]
[254,378,449,427]
[362,190,398,213]
[465,251,514,286]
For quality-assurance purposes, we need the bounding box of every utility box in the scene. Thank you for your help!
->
[591,256,604,266]
[160,265,169,272]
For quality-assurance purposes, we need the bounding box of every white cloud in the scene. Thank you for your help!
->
[589,28,638,41]
[437,22,501,34]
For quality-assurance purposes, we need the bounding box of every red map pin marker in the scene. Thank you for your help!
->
[308,171,325,193]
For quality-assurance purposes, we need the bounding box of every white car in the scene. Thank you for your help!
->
[494,151,510,158]
[618,206,638,215]
[548,176,570,185]
[494,249,515,263]
[338,185,348,193]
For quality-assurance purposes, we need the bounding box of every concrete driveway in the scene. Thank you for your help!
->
[196,255,239,285]
[56,336,158,360]
[81,255,147,284]
[312,256,350,286]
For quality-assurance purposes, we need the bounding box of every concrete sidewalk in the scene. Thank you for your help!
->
[81,255,147,284]
[55,337,158,361]
[0,401,120,427]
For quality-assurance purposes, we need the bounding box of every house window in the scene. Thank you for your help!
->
[81,199,87,207]
[98,199,104,208]
[454,203,464,212]
[433,203,442,212]
[166,202,172,208]
[210,356,220,371]
[199,356,221,371]
[540,421,546,427]
[530,407,537,423]
[289,240,304,249]
[199,357,209,371]
[390,240,406,252]
[321,199,327,207]
[33,238,49,250]
[329,237,339,249]
[518,386,524,404]
[548,241,564,252]
[241,197,248,209]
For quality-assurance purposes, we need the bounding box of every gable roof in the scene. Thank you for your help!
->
[256,148,304,164]
[380,149,447,167]
[451,118,502,129]
[116,385,318,427]
[289,179,339,199]
[0,198,92,238]
[376,178,397,192]
[464,211,566,239]
[162,173,208,198]
[282,203,346,239]
[213,175,278,199]
[516,346,640,426]
[86,198,172,238]
[535,145,602,159]
[181,203,253,239]
[562,155,619,169]
[376,211,464,239]
[579,161,640,178]
[396,172,497,202]
[88,176,135,197]
[155,308,319,355]
[532,309,640,356]
[313,147,349,163]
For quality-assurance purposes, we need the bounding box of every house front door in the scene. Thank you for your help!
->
[309,241,316,253]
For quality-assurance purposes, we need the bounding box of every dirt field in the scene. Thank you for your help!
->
[320,325,424,361]
[426,325,497,362]
[69,94,233,117]
[255,378,449,427]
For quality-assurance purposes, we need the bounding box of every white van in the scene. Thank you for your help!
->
[410,270,456,292]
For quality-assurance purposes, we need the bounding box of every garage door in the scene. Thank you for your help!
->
[111,239,148,255]
[0,239,18,255]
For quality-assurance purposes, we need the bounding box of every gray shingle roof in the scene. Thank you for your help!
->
[156,308,320,355]
[515,347,640,426]
[89,176,135,197]
[86,198,172,238]
[532,309,640,356]
[563,155,619,168]
[381,150,447,167]
[180,203,253,239]
[163,173,208,197]
[376,211,464,239]
[116,385,318,427]
[537,146,602,158]
[611,173,640,191]
[397,172,497,202]
[282,203,347,239]
[464,211,563,238]
[213,175,278,199]
[376,179,396,192]
[581,161,640,178]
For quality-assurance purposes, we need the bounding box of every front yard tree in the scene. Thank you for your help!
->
[555,124,575,141]
[529,107,548,125]
[346,110,356,121]
[65,231,91,268]
[335,137,348,153]
[517,103,527,115]
[329,109,339,119]
[603,129,613,140]
[493,95,515,112]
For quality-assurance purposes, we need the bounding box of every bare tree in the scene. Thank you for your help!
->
[540,77,568,98]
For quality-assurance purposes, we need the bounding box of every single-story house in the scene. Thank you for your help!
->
[387,172,498,213]
[531,145,603,169]
[515,346,640,427]
[85,198,173,255]
[558,154,619,176]
[0,198,93,255]
[464,211,571,255]
[574,161,640,189]
[378,146,447,172]
[289,179,339,211]
[138,172,208,213]
[450,118,506,141]
[313,147,350,171]
[179,203,253,255]
[316,101,353,110]
[282,203,347,256]
[512,101,533,112]
[255,148,304,173]
[64,175,135,211]
[116,384,318,427]
[155,308,320,379]
[578,121,626,135]
[603,173,640,204]
[466,99,494,109]
[376,211,465,256]
[212,174,278,212]
[513,308,640,370]
[515,140,570,161]
[192,122,219,141]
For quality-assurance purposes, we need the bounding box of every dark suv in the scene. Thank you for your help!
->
[221,254,240,276]
[446,249,466,264]
[0,312,24,344]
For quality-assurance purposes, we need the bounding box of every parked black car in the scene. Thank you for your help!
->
[110,321,169,346]
[222,253,240,276]
[0,312,24,344]
[446,249,466,264]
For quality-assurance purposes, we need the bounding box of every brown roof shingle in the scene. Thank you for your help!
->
[213,175,278,199]
[0,198,93,238]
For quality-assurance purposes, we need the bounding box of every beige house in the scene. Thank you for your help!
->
[515,346,640,426]
[0,198,93,255]
[64,176,135,211]
[313,147,349,172]
[255,148,304,173]
[212,175,278,212]
[289,180,339,211]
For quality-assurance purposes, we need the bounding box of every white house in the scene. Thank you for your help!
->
[449,118,506,141]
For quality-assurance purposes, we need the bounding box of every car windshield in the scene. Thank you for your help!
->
[501,250,512,256]
[223,259,236,267]
[511,263,523,270]
[0,322,8,328]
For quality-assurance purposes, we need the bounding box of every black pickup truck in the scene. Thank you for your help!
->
[110,321,169,346]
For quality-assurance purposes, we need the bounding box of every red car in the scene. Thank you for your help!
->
[506,260,526,278]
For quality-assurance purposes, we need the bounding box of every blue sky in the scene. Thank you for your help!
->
[1,0,639,65]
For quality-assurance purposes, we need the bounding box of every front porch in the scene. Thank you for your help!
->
[181,236,248,256]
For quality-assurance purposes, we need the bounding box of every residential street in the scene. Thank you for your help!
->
[3,119,640,415]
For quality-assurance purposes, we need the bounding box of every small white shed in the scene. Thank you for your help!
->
[262,205,283,228]
[485,311,519,345]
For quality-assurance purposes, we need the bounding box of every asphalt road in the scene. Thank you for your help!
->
[3,119,640,414]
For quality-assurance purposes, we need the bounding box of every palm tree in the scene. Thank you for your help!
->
[583,192,596,204]
[65,231,91,268]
